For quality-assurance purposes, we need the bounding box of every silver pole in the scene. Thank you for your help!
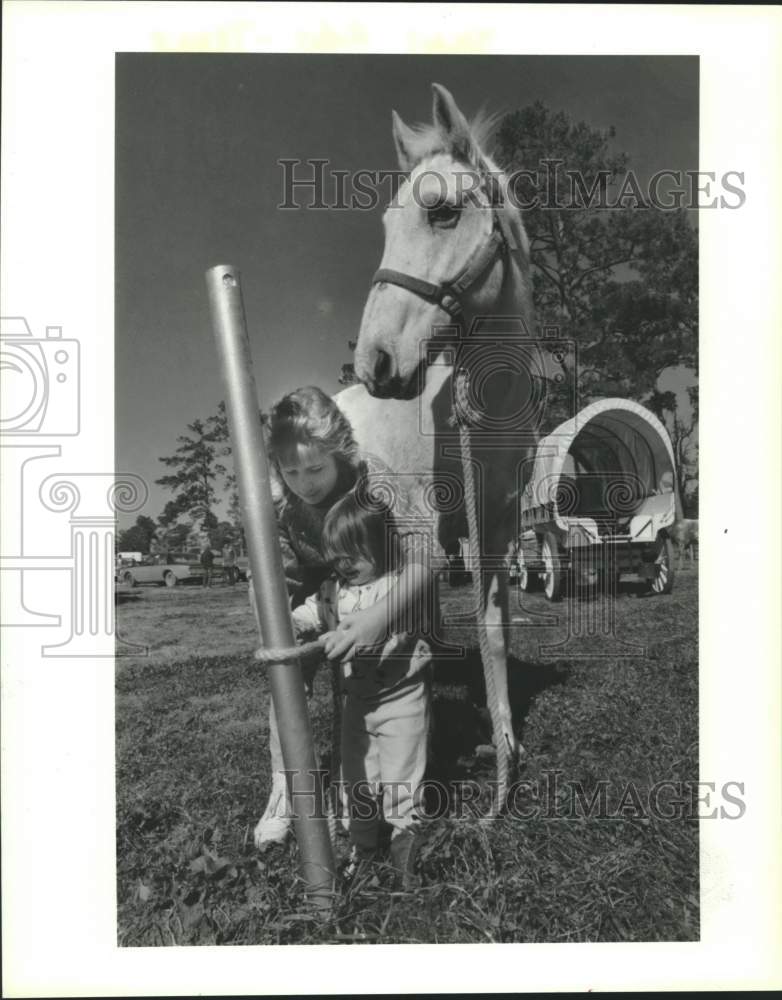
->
[205,264,335,904]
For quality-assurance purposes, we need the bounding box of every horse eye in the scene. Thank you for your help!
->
[427,203,461,227]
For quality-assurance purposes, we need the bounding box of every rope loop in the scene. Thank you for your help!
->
[449,367,483,429]
[253,638,324,665]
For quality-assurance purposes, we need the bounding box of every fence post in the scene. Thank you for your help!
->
[205,264,335,905]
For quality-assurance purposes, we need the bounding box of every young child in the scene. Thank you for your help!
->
[288,490,431,886]
[251,386,432,847]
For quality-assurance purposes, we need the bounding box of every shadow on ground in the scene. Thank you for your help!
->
[115,591,143,605]
[428,649,569,788]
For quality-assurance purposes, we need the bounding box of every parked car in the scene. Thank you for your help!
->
[118,554,195,588]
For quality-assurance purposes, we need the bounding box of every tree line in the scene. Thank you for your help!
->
[498,103,697,511]
[120,100,698,553]
[117,402,251,556]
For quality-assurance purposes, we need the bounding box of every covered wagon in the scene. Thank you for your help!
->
[514,398,680,600]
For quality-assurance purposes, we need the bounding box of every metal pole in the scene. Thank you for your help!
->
[205,264,335,904]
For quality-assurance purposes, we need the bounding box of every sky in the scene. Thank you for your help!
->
[115,54,698,528]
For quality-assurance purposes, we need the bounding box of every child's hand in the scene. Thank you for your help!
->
[322,603,390,662]
[320,631,340,656]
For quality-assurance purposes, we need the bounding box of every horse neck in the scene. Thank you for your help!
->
[462,246,534,334]
[499,198,535,328]
[501,255,534,325]
[454,217,536,429]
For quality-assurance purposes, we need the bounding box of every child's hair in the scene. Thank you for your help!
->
[268,386,357,470]
[321,488,400,579]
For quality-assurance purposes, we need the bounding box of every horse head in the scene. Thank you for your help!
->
[354,83,534,399]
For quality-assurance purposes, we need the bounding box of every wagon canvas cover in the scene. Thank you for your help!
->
[521,398,679,527]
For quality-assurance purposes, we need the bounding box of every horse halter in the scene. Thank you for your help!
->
[370,195,523,320]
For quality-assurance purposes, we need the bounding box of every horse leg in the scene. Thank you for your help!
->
[481,568,520,768]
[253,703,295,847]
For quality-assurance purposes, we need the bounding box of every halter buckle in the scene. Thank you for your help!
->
[438,291,462,317]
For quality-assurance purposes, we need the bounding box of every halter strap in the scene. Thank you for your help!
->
[371,269,445,307]
[371,206,520,319]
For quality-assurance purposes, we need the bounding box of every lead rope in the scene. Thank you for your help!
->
[453,368,511,817]
[328,660,343,851]
[253,640,323,663]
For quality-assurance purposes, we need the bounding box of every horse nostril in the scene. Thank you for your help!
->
[374,349,392,383]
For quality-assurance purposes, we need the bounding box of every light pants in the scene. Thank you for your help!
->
[341,676,430,852]
[267,666,320,777]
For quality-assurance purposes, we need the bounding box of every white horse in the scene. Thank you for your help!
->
[336,83,540,786]
[255,84,544,845]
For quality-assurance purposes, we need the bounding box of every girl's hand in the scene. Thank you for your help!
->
[322,603,390,662]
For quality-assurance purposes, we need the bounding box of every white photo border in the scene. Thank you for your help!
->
[2,2,780,995]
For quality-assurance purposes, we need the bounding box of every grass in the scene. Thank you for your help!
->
[116,569,699,945]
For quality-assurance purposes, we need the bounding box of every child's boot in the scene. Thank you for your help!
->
[389,828,421,890]
[341,844,378,886]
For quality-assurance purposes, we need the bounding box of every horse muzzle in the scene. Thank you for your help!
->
[357,347,426,400]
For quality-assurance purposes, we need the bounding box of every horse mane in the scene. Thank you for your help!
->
[401,106,506,170]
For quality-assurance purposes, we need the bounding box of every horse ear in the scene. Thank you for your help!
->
[392,110,416,173]
[431,83,475,163]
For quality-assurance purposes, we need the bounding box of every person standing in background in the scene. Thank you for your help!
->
[222,541,238,585]
[200,545,215,588]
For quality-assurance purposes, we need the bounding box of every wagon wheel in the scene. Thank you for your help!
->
[648,535,676,595]
[516,544,534,592]
[123,571,136,588]
[541,533,563,602]
[163,570,178,588]
[572,548,601,597]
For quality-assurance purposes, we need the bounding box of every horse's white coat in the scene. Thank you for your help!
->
[338,84,540,760]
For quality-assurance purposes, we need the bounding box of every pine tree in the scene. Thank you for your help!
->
[494,103,698,419]
[156,418,223,532]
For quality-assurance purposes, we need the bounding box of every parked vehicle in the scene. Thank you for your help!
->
[117,551,142,564]
[513,398,679,600]
[213,555,249,583]
[119,554,195,588]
